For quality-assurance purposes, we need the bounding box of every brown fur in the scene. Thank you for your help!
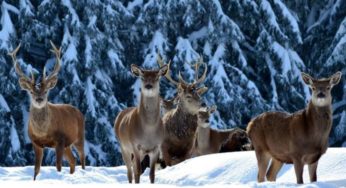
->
[114,64,167,184]
[194,107,251,156]
[10,42,85,180]
[247,72,342,184]
[157,55,208,166]
[29,103,85,180]
[161,84,207,166]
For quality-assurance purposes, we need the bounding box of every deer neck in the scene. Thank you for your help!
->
[169,103,198,138]
[139,92,160,125]
[196,125,210,150]
[29,103,50,136]
[306,101,332,133]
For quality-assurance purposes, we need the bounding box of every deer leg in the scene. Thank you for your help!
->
[266,158,283,181]
[308,161,318,182]
[133,151,141,184]
[33,144,43,181]
[55,143,64,172]
[74,140,85,170]
[64,147,76,174]
[160,144,172,166]
[121,150,133,183]
[255,150,270,182]
[149,151,159,184]
[293,160,304,184]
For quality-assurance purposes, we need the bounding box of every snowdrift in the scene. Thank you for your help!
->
[0,148,345,188]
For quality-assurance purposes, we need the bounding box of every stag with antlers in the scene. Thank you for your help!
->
[9,42,85,180]
[157,54,208,166]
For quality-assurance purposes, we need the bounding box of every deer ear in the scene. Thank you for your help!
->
[131,64,142,77]
[158,64,168,77]
[301,72,313,85]
[18,78,32,91]
[330,71,342,86]
[197,87,208,95]
[46,76,58,89]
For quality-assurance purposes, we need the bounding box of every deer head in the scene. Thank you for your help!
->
[301,71,342,107]
[9,41,61,108]
[197,105,217,128]
[157,54,208,115]
[131,63,168,97]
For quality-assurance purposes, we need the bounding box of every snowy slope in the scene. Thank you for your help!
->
[0,148,345,188]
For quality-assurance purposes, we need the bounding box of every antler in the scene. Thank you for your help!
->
[180,56,208,87]
[44,41,61,80]
[157,53,179,86]
[8,43,34,82]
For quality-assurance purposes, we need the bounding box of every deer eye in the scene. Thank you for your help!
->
[327,87,331,90]
[312,87,316,91]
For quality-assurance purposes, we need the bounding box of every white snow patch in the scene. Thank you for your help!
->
[85,77,97,117]
[127,0,143,11]
[61,0,80,27]
[10,121,20,152]
[0,148,345,187]
[0,94,10,112]
[0,1,16,49]
[143,31,168,68]
[273,0,302,43]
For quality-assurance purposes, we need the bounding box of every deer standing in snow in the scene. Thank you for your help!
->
[194,106,251,156]
[9,42,85,180]
[247,71,342,184]
[157,55,208,166]
[114,62,168,183]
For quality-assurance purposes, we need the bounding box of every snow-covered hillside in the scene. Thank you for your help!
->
[1,148,345,188]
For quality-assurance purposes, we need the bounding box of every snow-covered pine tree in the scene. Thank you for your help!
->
[0,0,345,166]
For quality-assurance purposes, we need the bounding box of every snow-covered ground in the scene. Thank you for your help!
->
[1,148,345,188]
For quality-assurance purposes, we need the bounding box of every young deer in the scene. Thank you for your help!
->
[194,106,251,156]
[9,42,85,180]
[247,71,342,184]
[157,55,208,166]
[114,63,168,184]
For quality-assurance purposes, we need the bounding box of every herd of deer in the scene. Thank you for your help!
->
[8,42,342,185]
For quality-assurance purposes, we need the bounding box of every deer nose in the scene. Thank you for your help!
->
[36,98,44,103]
[201,102,206,107]
[145,84,153,89]
[317,92,326,98]
[205,120,209,123]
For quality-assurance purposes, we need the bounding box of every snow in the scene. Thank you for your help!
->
[0,1,16,49]
[143,31,168,68]
[272,41,291,75]
[273,0,302,43]
[62,26,78,62]
[62,0,80,27]
[85,77,97,117]
[174,37,199,81]
[0,94,10,112]
[127,0,143,11]
[10,122,20,152]
[0,148,345,187]
[260,0,286,40]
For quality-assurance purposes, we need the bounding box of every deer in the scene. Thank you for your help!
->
[160,96,177,116]
[194,106,251,156]
[9,42,85,180]
[114,62,168,184]
[246,71,342,184]
[157,54,208,166]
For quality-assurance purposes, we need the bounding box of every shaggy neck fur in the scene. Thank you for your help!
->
[30,103,50,136]
[138,89,160,125]
[167,102,198,139]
